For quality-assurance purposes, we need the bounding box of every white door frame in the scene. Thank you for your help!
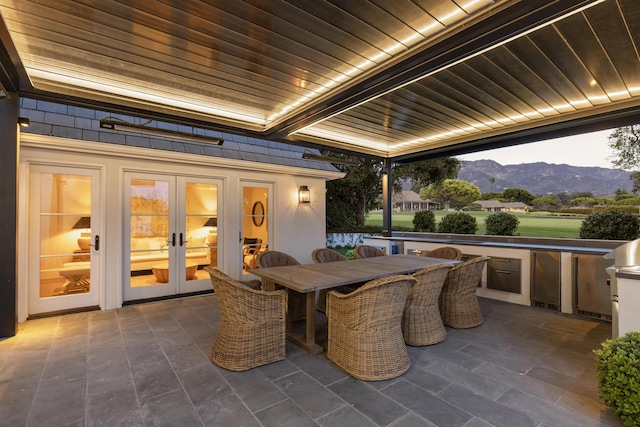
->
[28,164,102,314]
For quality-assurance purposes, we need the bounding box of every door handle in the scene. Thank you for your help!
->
[172,233,176,247]
[180,233,185,246]
[90,235,99,251]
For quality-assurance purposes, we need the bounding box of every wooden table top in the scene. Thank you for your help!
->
[249,254,459,293]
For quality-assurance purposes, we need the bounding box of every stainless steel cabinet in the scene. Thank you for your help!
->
[573,253,614,320]
[531,251,561,310]
[487,257,521,293]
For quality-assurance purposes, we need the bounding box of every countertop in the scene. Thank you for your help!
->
[366,235,617,255]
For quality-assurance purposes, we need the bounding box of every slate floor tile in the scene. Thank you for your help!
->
[86,385,142,427]
[139,388,202,426]
[438,384,538,427]
[316,404,378,427]
[497,388,609,427]
[255,399,318,427]
[274,371,345,419]
[329,377,409,426]
[382,380,472,427]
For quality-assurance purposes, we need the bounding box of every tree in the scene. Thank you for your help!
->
[489,176,496,192]
[608,125,640,169]
[503,188,535,205]
[326,155,460,229]
[531,196,559,210]
[480,192,504,200]
[631,172,640,194]
[571,197,598,207]
[420,179,481,210]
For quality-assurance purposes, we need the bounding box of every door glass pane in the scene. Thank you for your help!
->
[185,182,218,280]
[39,173,91,297]
[129,180,170,287]
[242,186,268,274]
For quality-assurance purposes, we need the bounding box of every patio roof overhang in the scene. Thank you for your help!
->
[1,0,639,163]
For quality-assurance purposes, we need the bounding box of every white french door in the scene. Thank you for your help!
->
[240,182,272,277]
[28,165,101,314]
[123,172,221,301]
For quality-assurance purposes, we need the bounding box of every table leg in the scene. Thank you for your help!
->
[283,291,324,355]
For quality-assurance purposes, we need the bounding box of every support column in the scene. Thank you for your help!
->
[381,158,392,237]
[0,94,18,338]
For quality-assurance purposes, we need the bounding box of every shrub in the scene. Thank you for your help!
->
[485,212,519,236]
[594,332,640,426]
[436,212,477,234]
[593,206,640,215]
[413,210,436,232]
[344,249,357,260]
[579,211,640,240]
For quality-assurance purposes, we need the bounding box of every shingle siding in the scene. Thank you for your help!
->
[19,97,338,172]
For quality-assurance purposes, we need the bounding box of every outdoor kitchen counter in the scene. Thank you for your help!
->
[363,234,624,318]
[364,234,620,255]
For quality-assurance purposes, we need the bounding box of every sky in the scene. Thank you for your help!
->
[457,129,616,169]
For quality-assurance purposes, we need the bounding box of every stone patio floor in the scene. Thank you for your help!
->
[0,295,625,427]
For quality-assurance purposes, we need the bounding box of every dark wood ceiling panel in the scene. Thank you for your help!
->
[2,0,640,160]
[554,10,626,99]
[585,1,640,94]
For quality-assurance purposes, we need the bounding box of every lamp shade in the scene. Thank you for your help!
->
[203,217,217,227]
[72,216,91,229]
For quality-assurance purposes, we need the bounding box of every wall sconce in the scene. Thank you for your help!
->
[72,216,91,250]
[18,117,30,127]
[203,217,218,246]
[299,186,311,204]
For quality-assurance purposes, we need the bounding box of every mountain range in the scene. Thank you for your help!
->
[457,160,633,197]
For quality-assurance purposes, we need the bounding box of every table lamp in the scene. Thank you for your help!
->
[72,216,91,250]
[204,217,218,246]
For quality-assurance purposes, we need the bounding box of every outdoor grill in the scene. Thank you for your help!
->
[603,239,640,338]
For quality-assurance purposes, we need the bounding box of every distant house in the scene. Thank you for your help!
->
[394,190,439,211]
[476,200,531,213]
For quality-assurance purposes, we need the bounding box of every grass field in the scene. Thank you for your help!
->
[365,210,584,239]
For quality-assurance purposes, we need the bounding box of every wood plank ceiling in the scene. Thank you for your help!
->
[1,0,639,161]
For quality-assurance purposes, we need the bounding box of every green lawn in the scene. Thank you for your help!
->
[365,210,584,239]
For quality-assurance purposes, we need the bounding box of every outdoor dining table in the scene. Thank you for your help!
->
[249,254,461,355]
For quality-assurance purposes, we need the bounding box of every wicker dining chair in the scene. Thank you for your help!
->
[204,267,286,371]
[255,250,306,321]
[326,274,416,381]
[421,246,462,260]
[403,264,452,346]
[311,247,346,264]
[439,256,490,328]
[354,245,386,258]
[311,248,352,313]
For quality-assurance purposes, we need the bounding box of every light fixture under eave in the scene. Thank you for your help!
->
[18,117,30,127]
[99,118,224,145]
[301,151,360,165]
[299,186,311,204]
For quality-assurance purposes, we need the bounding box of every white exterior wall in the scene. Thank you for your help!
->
[18,134,340,321]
